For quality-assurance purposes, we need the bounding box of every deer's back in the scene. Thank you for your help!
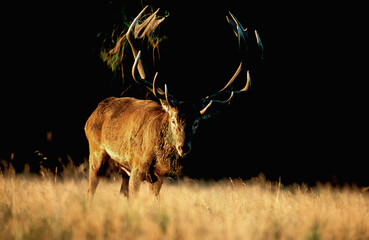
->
[85,97,167,164]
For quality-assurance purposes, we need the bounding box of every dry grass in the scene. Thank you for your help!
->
[0,174,368,240]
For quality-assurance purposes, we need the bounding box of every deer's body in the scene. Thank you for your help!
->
[85,97,181,196]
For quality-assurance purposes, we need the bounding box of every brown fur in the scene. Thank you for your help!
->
[85,97,195,197]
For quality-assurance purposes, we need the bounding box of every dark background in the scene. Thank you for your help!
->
[1,1,367,185]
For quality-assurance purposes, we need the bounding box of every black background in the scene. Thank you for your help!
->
[1,1,367,185]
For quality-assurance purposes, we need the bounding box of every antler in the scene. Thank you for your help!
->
[127,6,178,107]
[126,6,164,86]
[200,12,263,115]
[132,51,178,106]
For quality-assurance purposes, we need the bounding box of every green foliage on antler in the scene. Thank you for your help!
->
[100,7,167,75]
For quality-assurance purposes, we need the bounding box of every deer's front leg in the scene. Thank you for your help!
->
[150,176,164,197]
[128,167,144,198]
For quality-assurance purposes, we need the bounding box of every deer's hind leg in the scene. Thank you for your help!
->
[116,164,131,197]
[88,149,109,196]
[120,174,129,197]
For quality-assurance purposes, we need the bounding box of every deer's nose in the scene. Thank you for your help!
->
[177,144,191,157]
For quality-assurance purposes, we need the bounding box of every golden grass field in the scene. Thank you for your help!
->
[0,173,368,240]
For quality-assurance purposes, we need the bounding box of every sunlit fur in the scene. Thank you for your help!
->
[85,97,201,197]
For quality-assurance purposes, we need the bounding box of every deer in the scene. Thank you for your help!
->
[85,6,263,198]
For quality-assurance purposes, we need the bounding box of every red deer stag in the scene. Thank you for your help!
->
[85,6,263,197]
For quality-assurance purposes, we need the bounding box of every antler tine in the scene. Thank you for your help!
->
[226,11,248,51]
[234,70,251,94]
[127,6,165,83]
[132,51,154,87]
[127,6,150,83]
[255,29,264,60]
[221,12,249,91]
[126,6,165,51]
[126,6,149,55]
[152,72,165,97]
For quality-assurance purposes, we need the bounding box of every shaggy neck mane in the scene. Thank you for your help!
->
[151,108,181,175]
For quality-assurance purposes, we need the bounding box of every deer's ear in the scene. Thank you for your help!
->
[160,99,172,114]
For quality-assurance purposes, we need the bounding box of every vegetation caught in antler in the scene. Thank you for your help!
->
[100,6,167,75]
